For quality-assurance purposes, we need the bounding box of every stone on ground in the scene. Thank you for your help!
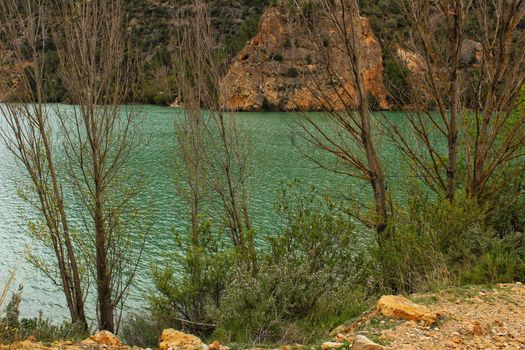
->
[159,329,206,350]
[208,341,229,350]
[377,295,438,326]
[87,330,123,346]
[351,335,384,350]
[321,341,344,350]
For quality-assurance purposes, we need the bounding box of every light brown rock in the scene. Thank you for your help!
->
[350,335,384,350]
[159,329,206,350]
[377,295,439,326]
[0,331,135,350]
[321,341,344,350]
[89,330,123,346]
[464,321,485,336]
[209,341,229,350]
[25,336,37,343]
[0,340,48,350]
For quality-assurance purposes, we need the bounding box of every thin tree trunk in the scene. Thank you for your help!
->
[41,121,87,328]
[92,133,114,332]
[446,2,462,202]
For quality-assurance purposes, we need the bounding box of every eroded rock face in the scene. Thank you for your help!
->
[377,295,439,326]
[396,46,425,73]
[158,329,206,350]
[397,39,483,75]
[219,6,389,112]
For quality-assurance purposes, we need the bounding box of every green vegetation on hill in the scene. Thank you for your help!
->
[126,0,269,104]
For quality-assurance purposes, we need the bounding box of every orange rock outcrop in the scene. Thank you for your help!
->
[220,6,389,112]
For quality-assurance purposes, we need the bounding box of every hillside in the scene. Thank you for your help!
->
[0,0,410,106]
[125,0,269,56]
[340,284,525,349]
[128,0,414,108]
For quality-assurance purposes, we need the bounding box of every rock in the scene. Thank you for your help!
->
[330,324,348,336]
[396,46,424,73]
[0,332,135,350]
[25,336,37,343]
[377,295,439,326]
[336,333,353,342]
[170,98,182,108]
[0,340,47,350]
[464,321,485,336]
[460,39,483,66]
[321,342,344,350]
[209,341,229,350]
[350,335,384,350]
[398,346,417,350]
[88,330,123,346]
[219,5,389,112]
[159,329,206,350]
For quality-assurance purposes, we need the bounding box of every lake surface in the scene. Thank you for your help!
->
[0,105,406,323]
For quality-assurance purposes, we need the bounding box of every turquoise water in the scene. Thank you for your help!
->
[0,105,405,323]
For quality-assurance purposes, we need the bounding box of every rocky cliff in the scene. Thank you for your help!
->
[219,6,389,112]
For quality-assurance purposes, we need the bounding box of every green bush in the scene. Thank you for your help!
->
[305,54,313,65]
[383,56,412,107]
[0,287,88,344]
[269,52,284,62]
[225,14,262,56]
[121,313,167,348]
[462,232,525,284]
[380,188,525,293]
[150,222,236,337]
[215,186,372,344]
[379,192,488,293]
[286,67,299,78]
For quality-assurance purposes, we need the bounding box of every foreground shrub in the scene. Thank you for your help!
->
[380,189,525,293]
[215,186,372,344]
[121,312,168,348]
[379,192,488,293]
[150,222,236,337]
[0,287,88,344]
[462,232,525,284]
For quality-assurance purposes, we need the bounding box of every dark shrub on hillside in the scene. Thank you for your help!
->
[121,313,169,349]
[269,52,284,62]
[287,67,299,78]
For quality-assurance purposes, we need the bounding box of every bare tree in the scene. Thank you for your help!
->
[388,0,525,204]
[386,0,471,202]
[172,6,212,241]
[150,1,255,330]
[467,0,525,201]
[0,0,87,329]
[291,0,389,236]
[51,0,144,332]
[174,1,256,265]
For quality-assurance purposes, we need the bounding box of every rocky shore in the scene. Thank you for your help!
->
[1,283,523,350]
